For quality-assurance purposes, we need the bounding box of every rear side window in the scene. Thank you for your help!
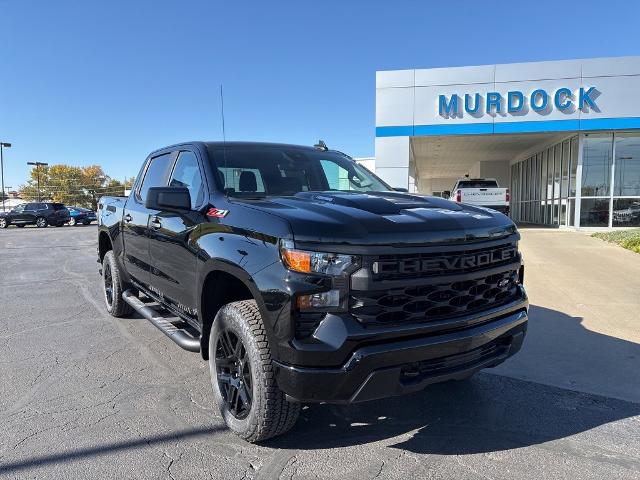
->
[169,151,204,209]
[457,180,499,188]
[138,153,174,203]
[25,203,37,210]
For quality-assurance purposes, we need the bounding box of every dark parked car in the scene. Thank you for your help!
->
[0,202,71,228]
[98,141,527,442]
[67,206,97,226]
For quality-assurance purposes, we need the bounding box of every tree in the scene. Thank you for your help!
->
[19,164,135,210]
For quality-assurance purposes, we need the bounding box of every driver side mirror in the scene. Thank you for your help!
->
[146,187,191,212]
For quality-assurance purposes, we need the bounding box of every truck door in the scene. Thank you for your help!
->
[147,150,205,316]
[122,151,176,289]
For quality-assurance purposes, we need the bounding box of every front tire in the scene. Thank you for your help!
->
[0,218,8,228]
[35,217,48,228]
[209,300,300,442]
[102,250,133,317]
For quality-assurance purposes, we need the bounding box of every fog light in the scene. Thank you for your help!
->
[297,290,341,310]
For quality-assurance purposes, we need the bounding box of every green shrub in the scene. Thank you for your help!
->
[592,229,640,254]
[620,237,640,253]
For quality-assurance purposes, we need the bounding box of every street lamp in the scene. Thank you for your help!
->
[0,142,11,212]
[27,161,49,202]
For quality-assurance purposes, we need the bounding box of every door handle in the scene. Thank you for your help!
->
[124,214,133,223]
[149,216,162,230]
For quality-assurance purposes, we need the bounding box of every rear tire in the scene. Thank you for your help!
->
[35,217,48,228]
[102,250,133,317]
[69,217,77,226]
[209,300,300,442]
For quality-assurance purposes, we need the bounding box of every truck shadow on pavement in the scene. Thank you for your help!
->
[271,305,640,453]
[1,306,638,475]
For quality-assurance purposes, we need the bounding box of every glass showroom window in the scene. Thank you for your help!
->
[553,143,561,224]
[547,147,555,224]
[540,150,547,224]
[581,134,613,227]
[568,136,578,226]
[559,140,570,225]
[612,133,640,227]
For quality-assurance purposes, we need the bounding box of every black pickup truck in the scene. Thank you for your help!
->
[97,141,528,442]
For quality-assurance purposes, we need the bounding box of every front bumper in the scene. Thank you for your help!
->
[274,302,527,403]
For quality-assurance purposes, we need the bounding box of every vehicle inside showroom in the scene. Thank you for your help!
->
[374,56,640,228]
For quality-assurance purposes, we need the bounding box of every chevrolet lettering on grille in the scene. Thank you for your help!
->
[372,246,517,275]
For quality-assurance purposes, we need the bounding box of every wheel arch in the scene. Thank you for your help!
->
[98,230,113,261]
[198,260,268,360]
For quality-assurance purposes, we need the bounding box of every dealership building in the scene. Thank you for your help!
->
[374,56,640,228]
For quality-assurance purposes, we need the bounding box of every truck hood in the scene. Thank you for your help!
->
[238,191,516,246]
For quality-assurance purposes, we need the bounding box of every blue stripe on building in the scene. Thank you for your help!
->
[376,117,640,137]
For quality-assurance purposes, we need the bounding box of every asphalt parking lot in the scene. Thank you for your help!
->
[0,226,639,479]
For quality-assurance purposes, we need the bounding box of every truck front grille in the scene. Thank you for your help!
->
[350,268,520,326]
[372,243,518,281]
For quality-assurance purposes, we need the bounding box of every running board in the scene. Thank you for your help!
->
[122,290,201,353]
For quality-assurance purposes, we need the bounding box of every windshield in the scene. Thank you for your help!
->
[208,146,391,197]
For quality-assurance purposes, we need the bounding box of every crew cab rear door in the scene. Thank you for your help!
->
[147,149,205,317]
[122,151,176,289]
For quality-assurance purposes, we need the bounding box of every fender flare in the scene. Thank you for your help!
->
[197,258,274,352]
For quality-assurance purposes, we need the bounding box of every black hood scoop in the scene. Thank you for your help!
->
[294,191,457,216]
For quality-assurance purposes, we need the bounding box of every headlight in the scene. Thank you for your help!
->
[280,240,358,276]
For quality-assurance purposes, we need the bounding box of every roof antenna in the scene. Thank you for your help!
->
[220,84,229,196]
[314,139,328,151]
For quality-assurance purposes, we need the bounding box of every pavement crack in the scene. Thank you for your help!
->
[372,460,385,479]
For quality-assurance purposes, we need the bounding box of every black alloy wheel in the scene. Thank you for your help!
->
[103,260,114,309]
[215,330,253,419]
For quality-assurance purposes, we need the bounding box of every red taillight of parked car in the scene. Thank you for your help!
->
[455,190,461,202]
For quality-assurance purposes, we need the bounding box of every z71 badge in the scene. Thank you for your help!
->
[206,208,229,218]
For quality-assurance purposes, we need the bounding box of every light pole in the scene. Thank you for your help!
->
[0,142,11,212]
[27,161,48,202]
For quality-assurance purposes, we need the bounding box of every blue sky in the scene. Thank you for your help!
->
[1,0,639,188]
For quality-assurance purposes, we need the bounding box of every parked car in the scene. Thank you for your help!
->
[67,206,98,226]
[98,141,527,442]
[446,178,510,215]
[612,201,640,224]
[0,202,71,228]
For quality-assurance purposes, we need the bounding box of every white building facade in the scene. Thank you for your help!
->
[375,56,640,228]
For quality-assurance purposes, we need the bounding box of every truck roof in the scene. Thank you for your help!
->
[150,141,325,157]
